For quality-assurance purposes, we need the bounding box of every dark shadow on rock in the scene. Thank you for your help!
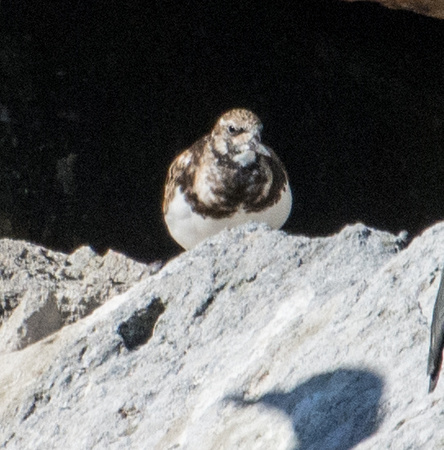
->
[228,368,384,450]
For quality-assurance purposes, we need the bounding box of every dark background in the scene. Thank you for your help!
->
[1,0,444,261]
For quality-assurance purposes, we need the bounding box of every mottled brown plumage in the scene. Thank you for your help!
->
[163,108,292,249]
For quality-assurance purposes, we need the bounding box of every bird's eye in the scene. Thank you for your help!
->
[228,125,246,135]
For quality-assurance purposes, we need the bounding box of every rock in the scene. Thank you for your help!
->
[0,239,162,353]
[0,222,443,449]
[342,0,444,20]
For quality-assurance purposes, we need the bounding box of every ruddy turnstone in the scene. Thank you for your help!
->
[163,108,292,249]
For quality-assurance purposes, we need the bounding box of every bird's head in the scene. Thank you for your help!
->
[211,109,270,166]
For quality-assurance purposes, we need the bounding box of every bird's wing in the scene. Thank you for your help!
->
[163,149,193,214]
[163,137,207,214]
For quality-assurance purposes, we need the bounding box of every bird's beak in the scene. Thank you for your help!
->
[244,133,270,157]
[255,144,271,157]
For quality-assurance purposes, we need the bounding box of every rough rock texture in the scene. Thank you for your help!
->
[343,0,444,19]
[1,222,444,449]
[0,239,162,353]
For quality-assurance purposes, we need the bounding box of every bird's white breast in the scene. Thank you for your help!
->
[164,184,292,250]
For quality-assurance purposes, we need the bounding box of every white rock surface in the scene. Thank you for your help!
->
[0,240,162,353]
[0,222,444,449]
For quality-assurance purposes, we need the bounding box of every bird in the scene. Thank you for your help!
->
[162,108,292,250]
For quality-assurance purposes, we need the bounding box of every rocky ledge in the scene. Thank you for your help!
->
[0,222,443,449]
[343,0,444,19]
